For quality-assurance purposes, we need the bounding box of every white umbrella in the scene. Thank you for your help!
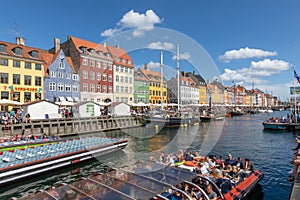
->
[0,99,23,106]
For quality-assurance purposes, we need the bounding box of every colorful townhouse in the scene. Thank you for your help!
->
[0,38,44,107]
[138,65,167,104]
[43,44,80,103]
[185,72,207,105]
[134,69,149,103]
[207,80,225,105]
[58,36,114,103]
[107,45,134,104]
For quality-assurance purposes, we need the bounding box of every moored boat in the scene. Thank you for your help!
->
[0,137,127,186]
[262,121,290,130]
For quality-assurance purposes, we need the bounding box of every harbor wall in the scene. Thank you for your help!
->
[0,116,145,138]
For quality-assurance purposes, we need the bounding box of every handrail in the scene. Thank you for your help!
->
[184,180,210,200]
[197,175,225,200]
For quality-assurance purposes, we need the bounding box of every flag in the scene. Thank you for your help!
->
[294,70,300,83]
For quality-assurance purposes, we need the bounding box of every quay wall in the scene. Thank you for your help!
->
[0,116,145,138]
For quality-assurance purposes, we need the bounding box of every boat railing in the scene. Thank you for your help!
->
[196,175,225,200]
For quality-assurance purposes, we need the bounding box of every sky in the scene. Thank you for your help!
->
[1,0,300,101]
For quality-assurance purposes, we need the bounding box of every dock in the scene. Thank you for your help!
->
[289,166,300,200]
[0,116,145,138]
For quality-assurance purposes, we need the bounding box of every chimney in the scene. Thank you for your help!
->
[144,63,148,70]
[193,70,195,75]
[102,42,107,47]
[54,38,60,52]
[116,44,120,48]
[16,37,25,46]
[207,80,210,84]
[181,71,185,77]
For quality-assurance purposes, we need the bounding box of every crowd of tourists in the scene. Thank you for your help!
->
[155,151,254,199]
[288,136,300,182]
[0,109,31,125]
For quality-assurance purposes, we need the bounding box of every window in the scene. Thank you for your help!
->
[12,92,20,102]
[116,57,120,62]
[1,91,9,100]
[120,86,124,93]
[125,87,128,93]
[108,64,112,70]
[89,49,95,55]
[128,60,131,65]
[25,62,31,69]
[102,85,107,93]
[13,74,20,84]
[35,64,41,70]
[121,66,124,72]
[116,97,119,102]
[24,75,31,85]
[0,44,6,53]
[103,62,107,69]
[83,83,88,92]
[102,74,107,81]
[65,84,71,92]
[116,75,119,82]
[125,77,128,83]
[96,61,100,68]
[73,85,78,92]
[96,51,102,56]
[83,98,87,101]
[90,60,95,67]
[13,60,20,68]
[90,84,95,92]
[129,77,132,84]
[122,58,126,64]
[58,83,64,91]
[58,72,63,78]
[13,47,22,55]
[108,74,112,82]
[83,58,87,66]
[96,73,101,81]
[51,71,56,77]
[66,73,71,79]
[80,47,87,54]
[49,82,56,91]
[30,50,39,58]
[125,67,128,73]
[24,92,31,102]
[116,65,119,72]
[120,76,124,83]
[96,85,101,92]
[108,86,112,93]
[130,87,133,93]
[0,58,8,66]
[90,72,95,80]
[35,76,41,86]
[83,70,88,79]
[116,86,119,92]
[0,73,8,83]
[73,74,79,81]
[59,61,65,69]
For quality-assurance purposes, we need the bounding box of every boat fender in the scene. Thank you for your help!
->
[174,161,185,167]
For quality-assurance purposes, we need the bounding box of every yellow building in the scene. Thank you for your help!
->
[0,38,44,110]
[138,67,167,104]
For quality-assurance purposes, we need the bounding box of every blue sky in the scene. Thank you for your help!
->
[1,0,300,101]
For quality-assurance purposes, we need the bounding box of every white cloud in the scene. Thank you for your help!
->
[172,52,191,61]
[219,59,291,84]
[101,9,162,37]
[146,41,175,50]
[219,47,277,63]
[100,28,120,37]
[147,61,161,68]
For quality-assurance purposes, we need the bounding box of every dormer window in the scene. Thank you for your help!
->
[89,49,95,55]
[155,76,159,80]
[128,60,131,65]
[79,46,87,54]
[105,53,111,58]
[59,61,65,69]
[115,57,120,62]
[30,50,39,58]
[96,51,102,56]
[13,47,22,56]
[122,58,126,64]
[0,44,7,53]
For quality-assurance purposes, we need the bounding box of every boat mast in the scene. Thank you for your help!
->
[160,51,163,110]
[294,67,297,123]
[177,45,180,111]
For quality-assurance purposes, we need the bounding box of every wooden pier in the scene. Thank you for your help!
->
[0,116,145,139]
[289,166,300,200]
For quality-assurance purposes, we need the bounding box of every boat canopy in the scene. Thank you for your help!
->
[19,161,199,200]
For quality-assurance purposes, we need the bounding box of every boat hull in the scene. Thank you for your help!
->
[262,122,289,130]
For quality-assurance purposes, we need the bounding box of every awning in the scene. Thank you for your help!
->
[55,101,74,106]
[66,97,73,102]
[58,96,65,101]
[74,97,80,102]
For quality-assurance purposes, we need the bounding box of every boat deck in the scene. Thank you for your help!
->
[289,166,300,200]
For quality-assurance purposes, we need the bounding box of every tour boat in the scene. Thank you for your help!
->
[262,121,290,130]
[19,161,263,200]
[0,137,127,186]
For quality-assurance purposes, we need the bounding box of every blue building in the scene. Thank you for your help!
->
[43,49,80,103]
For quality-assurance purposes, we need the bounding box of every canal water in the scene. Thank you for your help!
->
[1,111,298,200]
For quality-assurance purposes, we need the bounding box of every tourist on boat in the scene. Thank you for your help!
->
[165,154,175,166]
[235,156,244,169]
[206,184,217,200]
[184,151,194,161]
[28,132,35,141]
[225,153,237,166]
[216,155,225,168]
[159,151,166,163]
[243,158,254,176]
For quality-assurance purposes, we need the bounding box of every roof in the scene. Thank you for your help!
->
[185,72,207,86]
[107,45,134,68]
[0,40,45,62]
[73,101,101,107]
[135,71,149,82]
[109,102,130,107]
[138,68,166,83]
[70,36,109,53]
[22,99,58,107]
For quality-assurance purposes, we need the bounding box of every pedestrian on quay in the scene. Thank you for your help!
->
[25,113,31,123]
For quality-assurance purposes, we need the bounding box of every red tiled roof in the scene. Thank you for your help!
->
[70,36,108,53]
[42,51,54,76]
[138,68,166,83]
[106,46,133,68]
[0,40,45,61]
[65,56,76,74]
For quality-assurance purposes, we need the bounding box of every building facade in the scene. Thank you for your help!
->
[107,45,134,104]
[59,36,114,103]
[134,70,149,103]
[43,49,80,102]
[0,38,44,107]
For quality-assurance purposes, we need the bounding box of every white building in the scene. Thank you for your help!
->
[22,100,60,120]
[108,102,131,117]
[72,101,101,118]
[107,45,134,104]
